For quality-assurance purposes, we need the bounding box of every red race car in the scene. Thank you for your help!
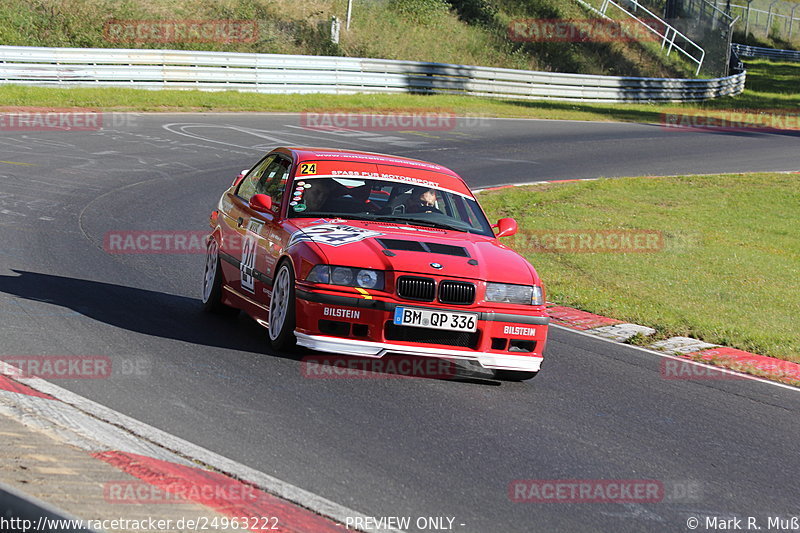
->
[202,147,548,380]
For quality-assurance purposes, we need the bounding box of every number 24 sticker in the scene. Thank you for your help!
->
[299,163,317,175]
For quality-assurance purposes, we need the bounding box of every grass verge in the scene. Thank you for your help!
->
[478,172,800,363]
[0,0,692,77]
[1,60,795,122]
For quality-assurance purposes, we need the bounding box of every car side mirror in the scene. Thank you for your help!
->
[249,194,273,213]
[494,217,518,238]
[232,169,249,187]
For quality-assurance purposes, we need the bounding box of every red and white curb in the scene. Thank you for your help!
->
[0,367,400,533]
[473,179,799,388]
[547,305,800,387]
[648,337,718,354]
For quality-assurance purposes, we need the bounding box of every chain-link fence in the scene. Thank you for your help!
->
[576,0,737,76]
[719,0,800,46]
[668,0,737,76]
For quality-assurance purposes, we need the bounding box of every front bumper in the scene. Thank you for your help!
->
[295,288,548,372]
[295,333,543,371]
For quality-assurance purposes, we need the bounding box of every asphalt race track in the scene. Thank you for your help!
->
[1,114,799,532]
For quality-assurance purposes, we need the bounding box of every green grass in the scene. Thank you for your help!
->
[732,0,800,50]
[1,59,795,122]
[477,172,800,363]
[0,0,694,77]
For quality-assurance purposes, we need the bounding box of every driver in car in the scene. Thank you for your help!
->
[406,187,439,213]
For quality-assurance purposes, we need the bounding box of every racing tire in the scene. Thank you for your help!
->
[492,369,539,382]
[202,237,238,316]
[268,261,297,351]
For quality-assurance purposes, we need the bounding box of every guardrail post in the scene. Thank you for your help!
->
[331,16,341,43]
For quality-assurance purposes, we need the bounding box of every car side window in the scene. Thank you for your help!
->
[236,155,275,201]
[256,157,291,209]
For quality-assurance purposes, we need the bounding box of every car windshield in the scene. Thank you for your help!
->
[287,176,494,236]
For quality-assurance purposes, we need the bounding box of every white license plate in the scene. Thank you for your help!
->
[393,307,478,332]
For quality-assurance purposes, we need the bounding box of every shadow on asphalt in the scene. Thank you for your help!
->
[0,270,502,386]
[0,269,272,356]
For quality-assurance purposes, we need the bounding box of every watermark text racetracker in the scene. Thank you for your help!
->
[301,355,458,380]
[510,479,663,503]
[509,479,703,504]
[661,357,800,382]
[0,111,136,132]
[104,480,258,504]
[508,18,662,42]
[509,229,664,254]
[1,356,151,379]
[661,109,800,133]
[104,230,211,254]
[299,111,489,132]
[104,19,257,43]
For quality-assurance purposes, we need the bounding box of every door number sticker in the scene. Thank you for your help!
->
[240,219,264,293]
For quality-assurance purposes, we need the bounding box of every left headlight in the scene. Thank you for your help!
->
[485,283,544,305]
[306,265,384,290]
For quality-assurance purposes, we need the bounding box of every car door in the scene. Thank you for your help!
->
[237,155,292,315]
[218,154,276,304]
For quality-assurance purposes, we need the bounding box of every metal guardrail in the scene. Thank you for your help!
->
[0,45,746,103]
[732,42,800,61]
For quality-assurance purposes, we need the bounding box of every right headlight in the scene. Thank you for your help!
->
[485,283,544,305]
[306,265,384,290]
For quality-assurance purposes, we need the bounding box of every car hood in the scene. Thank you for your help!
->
[285,219,538,284]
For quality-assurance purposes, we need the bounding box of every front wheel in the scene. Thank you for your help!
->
[201,237,238,316]
[268,261,297,351]
[492,369,538,382]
